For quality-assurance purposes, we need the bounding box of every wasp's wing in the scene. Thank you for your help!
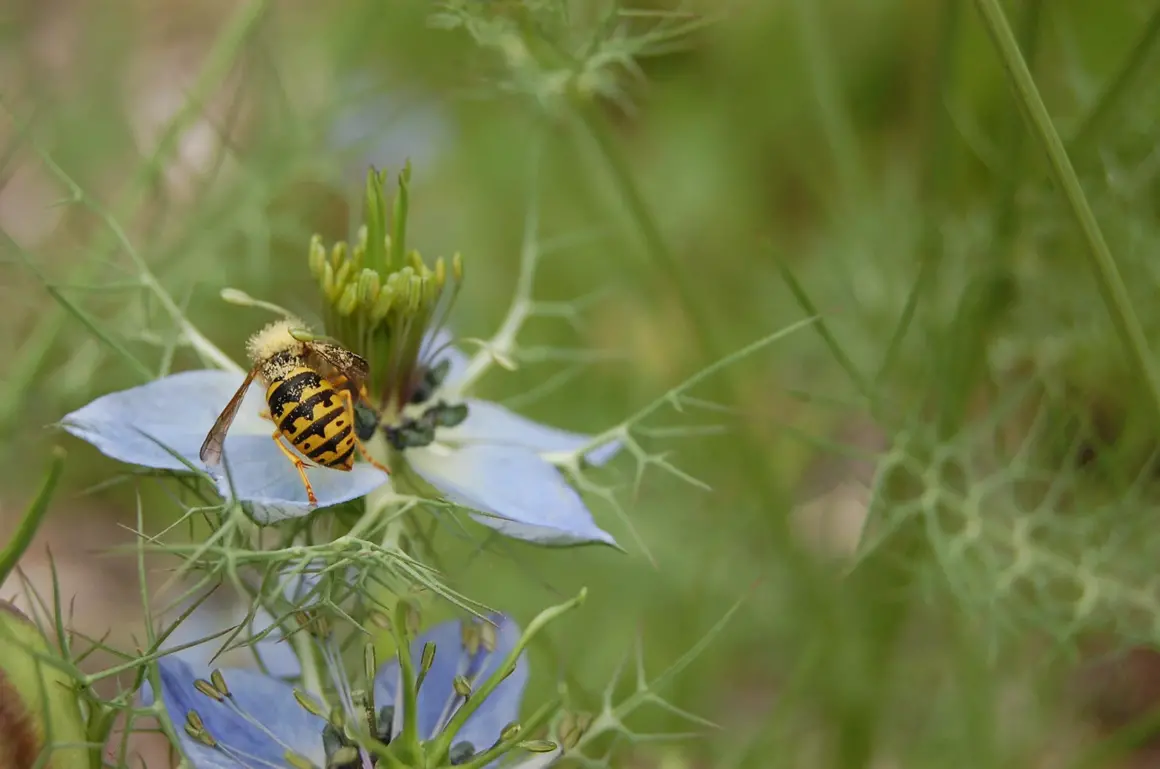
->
[310,343,370,391]
[199,367,258,466]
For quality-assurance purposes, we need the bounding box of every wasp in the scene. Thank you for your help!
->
[199,318,391,507]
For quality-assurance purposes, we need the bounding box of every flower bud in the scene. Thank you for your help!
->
[0,602,87,769]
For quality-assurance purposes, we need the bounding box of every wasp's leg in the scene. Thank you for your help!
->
[270,430,318,506]
[336,389,391,476]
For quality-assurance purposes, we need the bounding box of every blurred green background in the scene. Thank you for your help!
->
[5,0,1160,767]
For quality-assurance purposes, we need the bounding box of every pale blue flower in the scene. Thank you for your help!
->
[155,614,562,768]
[59,331,619,545]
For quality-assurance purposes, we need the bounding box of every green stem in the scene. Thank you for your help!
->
[0,447,65,585]
[1067,3,1160,152]
[972,0,1160,428]
[392,600,423,763]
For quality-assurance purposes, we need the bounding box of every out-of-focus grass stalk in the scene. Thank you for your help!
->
[875,0,962,391]
[972,0,1160,428]
[0,447,65,585]
[1066,4,1160,153]
[791,0,866,203]
[0,0,268,425]
[817,3,963,768]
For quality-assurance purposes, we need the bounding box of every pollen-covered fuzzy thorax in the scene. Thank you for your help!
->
[246,317,311,382]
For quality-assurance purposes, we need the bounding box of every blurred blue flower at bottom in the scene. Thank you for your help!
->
[156,614,562,768]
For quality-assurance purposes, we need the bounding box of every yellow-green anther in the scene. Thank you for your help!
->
[285,750,317,769]
[357,268,381,305]
[453,675,472,698]
[351,240,365,269]
[417,641,436,690]
[461,623,481,657]
[337,282,359,316]
[480,622,497,654]
[309,234,327,278]
[500,721,521,742]
[452,252,463,281]
[371,286,395,322]
[370,611,391,629]
[186,710,206,731]
[327,747,360,767]
[406,250,421,271]
[559,711,591,749]
[364,643,378,684]
[194,679,224,701]
[334,260,354,293]
[210,669,230,697]
[434,256,446,287]
[322,261,337,299]
[519,740,558,753]
[185,722,217,748]
[356,224,368,251]
[331,239,348,270]
[294,689,327,718]
[405,602,421,638]
[420,641,436,674]
[407,275,425,312]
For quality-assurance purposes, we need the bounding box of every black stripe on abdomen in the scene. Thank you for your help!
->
[307,425,354,461]
[278,391,336,433]
[289,403,346,442]
[269,371,324,418]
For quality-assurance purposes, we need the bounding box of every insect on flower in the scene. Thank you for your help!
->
[200,317,390,506]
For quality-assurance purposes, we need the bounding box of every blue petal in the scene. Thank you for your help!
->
[444,400,621,466]
[216,449,388,521]
[156,656,325,768]
[373,614,528,748]
[60,371,245,472]
[406,445,618,547]
[60,370,389,519]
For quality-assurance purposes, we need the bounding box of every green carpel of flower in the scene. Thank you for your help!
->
[310,163,463,422]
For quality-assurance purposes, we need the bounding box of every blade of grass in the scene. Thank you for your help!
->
[972,0,1160,428]
[0,447,65,585]
[1067,3,1160,153]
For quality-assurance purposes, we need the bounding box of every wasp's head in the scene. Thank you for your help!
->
[246,317,312,380]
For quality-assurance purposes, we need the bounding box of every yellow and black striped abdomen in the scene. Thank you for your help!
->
[266,366,356,471]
